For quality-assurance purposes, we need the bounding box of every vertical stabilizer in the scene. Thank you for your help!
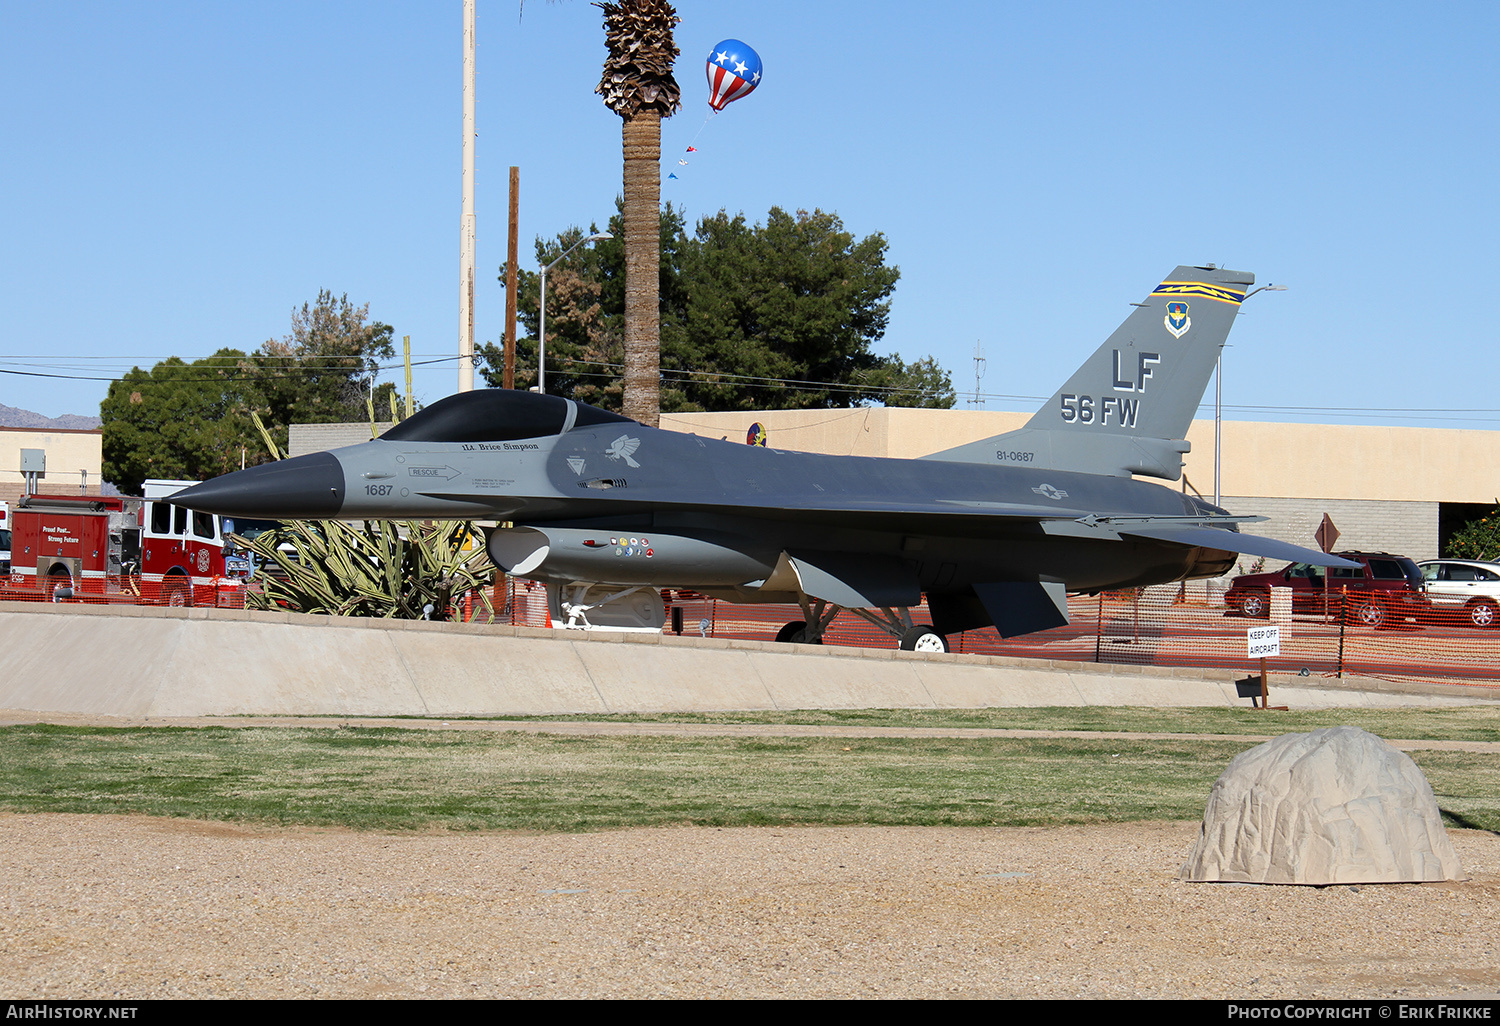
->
[925,265,1253,479]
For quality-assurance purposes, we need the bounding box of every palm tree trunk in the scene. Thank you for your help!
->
[621,110,661,426]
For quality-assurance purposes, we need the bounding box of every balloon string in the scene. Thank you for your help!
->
[663,109,719,181]
[686,109,718,150]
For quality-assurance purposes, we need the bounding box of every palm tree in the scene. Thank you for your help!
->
[595,0,680,427]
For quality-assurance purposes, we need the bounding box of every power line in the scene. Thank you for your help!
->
[9,353,1500,422]
[0,355,462,384]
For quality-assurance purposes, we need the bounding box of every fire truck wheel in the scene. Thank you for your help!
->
[46,572,72,600]
[163,580,192,607]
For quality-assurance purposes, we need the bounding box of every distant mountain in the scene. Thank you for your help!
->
[0,404,101,431]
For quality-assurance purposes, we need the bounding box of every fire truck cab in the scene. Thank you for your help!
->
[140,479,266,606]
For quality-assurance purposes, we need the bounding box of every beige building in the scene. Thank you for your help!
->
[0,427,104,507]
[661,408,1500,562]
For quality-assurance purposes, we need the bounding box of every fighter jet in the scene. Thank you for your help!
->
[172,264,1355,651]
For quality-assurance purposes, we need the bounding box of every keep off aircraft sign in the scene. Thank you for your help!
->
[1247,625,1281,658]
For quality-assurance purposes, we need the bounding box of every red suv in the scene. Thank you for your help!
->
[1225,551,1429,627]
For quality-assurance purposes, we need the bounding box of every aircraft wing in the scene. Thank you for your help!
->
[1115,524,1360,568]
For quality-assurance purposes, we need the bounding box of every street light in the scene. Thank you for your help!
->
[537,232,611,395]
[1217,284,1287,505]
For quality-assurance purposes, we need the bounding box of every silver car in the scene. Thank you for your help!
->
[1418,559,1500,628]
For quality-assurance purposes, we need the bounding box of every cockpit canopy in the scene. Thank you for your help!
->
[381,389,634,444]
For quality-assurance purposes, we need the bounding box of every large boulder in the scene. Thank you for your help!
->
[1179,726,1465,885]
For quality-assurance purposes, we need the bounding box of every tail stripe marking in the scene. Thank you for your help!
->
[1150,280,1247,305]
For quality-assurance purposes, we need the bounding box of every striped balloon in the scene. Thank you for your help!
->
[705,39,762,111]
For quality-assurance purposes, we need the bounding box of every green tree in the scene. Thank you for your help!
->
[852,356,958,409]
[100,292,396,493]
[482,206,953,412]
[101,351,262,494]
[1447,508,1500,560]
[253,290,397,448]
[480,204,687,408]
[674,208,905,410]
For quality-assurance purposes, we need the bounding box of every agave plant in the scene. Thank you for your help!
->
[235,411,496,619]
[231,519,494,620]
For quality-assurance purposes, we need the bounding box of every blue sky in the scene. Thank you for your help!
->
[3,1,1497,429]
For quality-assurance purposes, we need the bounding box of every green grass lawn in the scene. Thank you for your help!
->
[479,704,1500,742]
[2,715,1495,833]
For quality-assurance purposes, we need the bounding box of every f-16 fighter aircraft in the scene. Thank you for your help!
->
[173,264,1355,651]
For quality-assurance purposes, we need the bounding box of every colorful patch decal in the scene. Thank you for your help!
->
[1165,301,1190,339]
[1150,280,1247,305]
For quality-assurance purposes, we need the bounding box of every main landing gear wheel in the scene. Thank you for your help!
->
[775,620,823,645]
[899,626,949,653]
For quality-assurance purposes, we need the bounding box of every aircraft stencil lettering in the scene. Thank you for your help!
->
[1060,394,1140,427]
[173,264,1355,651]
[1111,350,1159,392]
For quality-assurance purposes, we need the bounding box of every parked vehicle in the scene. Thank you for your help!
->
[1418,559,1500,628]
[0,500,10,575]
[8,480,270,605]
[1224,551,1429,627]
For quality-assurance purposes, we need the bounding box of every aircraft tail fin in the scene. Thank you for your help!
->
[925,265,1254,480]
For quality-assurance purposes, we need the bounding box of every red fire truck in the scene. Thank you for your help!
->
[7,479,274,606]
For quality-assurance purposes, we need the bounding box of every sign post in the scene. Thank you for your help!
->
[1245,625,1289,710]
[1315,514,1341,621]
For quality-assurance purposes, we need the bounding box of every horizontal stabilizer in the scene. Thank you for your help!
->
[777,550,922,609]
[1118,525,1360,569]
[972,581,1071,638]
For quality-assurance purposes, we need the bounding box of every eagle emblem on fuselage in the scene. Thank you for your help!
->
[605,435,641,468]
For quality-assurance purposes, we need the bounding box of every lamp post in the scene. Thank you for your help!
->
[537,232,611,394]
[1217,284,1287,505]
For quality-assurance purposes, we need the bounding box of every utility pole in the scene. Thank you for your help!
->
[504,166,519,388]
[967,340,986,407]
[458,0,477,392]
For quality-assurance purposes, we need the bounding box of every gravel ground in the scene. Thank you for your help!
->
[1,813,1496,1000]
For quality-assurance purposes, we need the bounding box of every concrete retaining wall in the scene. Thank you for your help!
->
[0,602,1492,719]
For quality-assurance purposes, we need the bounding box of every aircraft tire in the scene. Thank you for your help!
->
[775,621,822,645]
[899,626,949,653]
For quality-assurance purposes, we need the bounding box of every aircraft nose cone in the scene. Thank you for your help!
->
[170,452,346,518]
